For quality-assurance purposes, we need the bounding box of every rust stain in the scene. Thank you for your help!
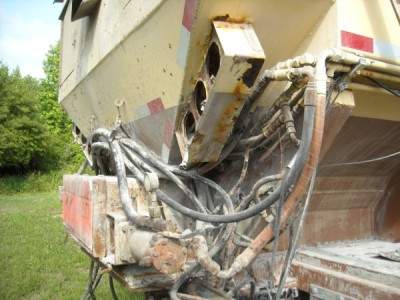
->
[214,97,243,144]
[375,169,400,241]
[318,259,348,273]
[213,14,248,24]
[196,34,211,54]
[213,82,247,144]
[291,262,400,300]
[192,132,205,145]
[233,81,247,97]
[151,240,187,274]
[93,229,105,257]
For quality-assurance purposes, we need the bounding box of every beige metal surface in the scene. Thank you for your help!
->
[59,0,333,140]
[59,0,182,138]
[59,0,400,146]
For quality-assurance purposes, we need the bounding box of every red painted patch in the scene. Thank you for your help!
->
[147,98,165,115]
[62,178,92,249]
[182,0,197,32]
[163,119,174,146]
[341,30,373,53]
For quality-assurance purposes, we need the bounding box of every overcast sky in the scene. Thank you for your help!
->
[0,1,62,78]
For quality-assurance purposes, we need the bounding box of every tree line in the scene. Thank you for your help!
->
[0,44,82,175]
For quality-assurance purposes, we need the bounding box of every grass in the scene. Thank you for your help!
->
[0,172,63,195]
[0,192,143,299]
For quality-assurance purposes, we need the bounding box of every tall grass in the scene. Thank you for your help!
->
[0,171,63,194]
[0,160,90,194]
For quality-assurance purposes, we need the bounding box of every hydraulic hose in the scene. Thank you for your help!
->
[168,78,318,279]
[198,66,313,174]
[121,140,208,213]
[216,74,326,279]
[90,129,166,231]
[169,191,236,300]
[236,173,283,211]
[122,137,282,223]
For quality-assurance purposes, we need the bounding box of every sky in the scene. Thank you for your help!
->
[0,1,63,78]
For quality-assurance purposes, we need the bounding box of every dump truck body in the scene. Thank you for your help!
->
[58,0,400,298]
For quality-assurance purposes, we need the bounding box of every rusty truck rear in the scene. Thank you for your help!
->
[57,0,400,298]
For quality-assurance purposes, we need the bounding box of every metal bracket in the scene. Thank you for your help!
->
[348,58,369,78]
[337,59,369,92]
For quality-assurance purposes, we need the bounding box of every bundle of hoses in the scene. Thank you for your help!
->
[87,77,319,299]
[89,125,310,227]
[89,77,317,224]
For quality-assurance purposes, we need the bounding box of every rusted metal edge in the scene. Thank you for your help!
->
[291,261,400,300]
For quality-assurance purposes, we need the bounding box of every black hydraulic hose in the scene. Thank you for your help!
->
[156,186,280,223]
[121,144,158,174]
[180,104,313,221]
[280,84,316,200]
[270,84,317,278]
[90,142,110,155]
[90,129,166,230]
[114,140,166,230]
[90,96,314,225]
[123,154,145,183]
[121,138,283,223]
[214,80,317,280]
[121,140,208,213]
[110,139,144,223]
[119,99,315,224]
[236,173,283,211]
[109,275,119,300]
[92,82,315,225]
[122,142,238,295]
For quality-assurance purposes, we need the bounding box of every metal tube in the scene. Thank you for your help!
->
[327,63,400,84]
[328,49,400,77]
[192,235,221,275]
[347,83,395,96]
[274,48,400,79]
[274,53,316,70]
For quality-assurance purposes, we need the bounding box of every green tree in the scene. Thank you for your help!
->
[39,43,71,135]
[0,43,83,175]
[0,63,58,173]
[39,43,83,170]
